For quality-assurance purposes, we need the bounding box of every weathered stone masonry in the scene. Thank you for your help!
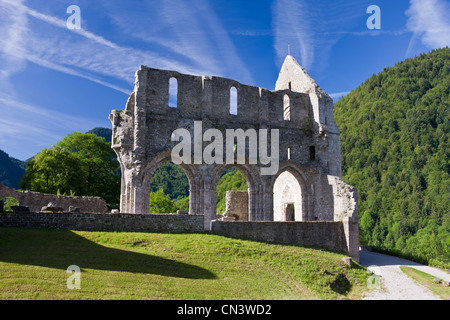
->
[109,55,360,261]
[211,221,347,253]
[0,212,204,233]
[0,55,359,261]
[0,183,108,213]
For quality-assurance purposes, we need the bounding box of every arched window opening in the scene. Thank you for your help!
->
[283,94,290,120]
[230,86,238,115]
[273,171,302,221]
[149,161,189,213]
[168,77,178,108]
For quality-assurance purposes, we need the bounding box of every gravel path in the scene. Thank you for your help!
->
[359,250,449,300]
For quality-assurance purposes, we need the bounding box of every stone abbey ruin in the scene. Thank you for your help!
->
[0,55,359,261]
[109,55,359,261]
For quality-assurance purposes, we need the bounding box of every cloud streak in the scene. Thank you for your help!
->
[101,0,253,84]
[0,0,253,159]
[0,0,28,92]
[0,95,99,159]
[0,0,218,96]
[405,0,450,58]
[272,0,376,73]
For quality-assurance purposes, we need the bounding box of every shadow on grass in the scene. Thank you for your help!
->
[0,227,216,279]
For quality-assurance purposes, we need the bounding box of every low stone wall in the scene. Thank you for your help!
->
[0,212,204,233]
[0,211,358,261]
[0,183,108,213]
[211,221,348,254]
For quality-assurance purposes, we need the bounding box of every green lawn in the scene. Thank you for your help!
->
[0,227,369,300]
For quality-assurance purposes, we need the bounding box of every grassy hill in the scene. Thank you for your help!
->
[334,48,449,266]
[0,227,369,300]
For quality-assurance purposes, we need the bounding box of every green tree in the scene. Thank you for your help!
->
[174,196,190,211]
[20,132,121,208]
[149,189,177,213]
[20,147,84,195]
[56,132,120,207]
[150,162,189,200]
[1,197,19,212]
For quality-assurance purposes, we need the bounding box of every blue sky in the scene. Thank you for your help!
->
[0,0,449,161]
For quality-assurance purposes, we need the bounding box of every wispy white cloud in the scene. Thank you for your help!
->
[1,0,253,94]
[329,91,350,100]
[272,0,313,70]
[406,0,450,47]
[0,95,99,159]
[0,0,211,95]
[13,0,119,49]
[405,0,450,57]
[0,0,132,94]
[272,0,374,73]
[101,0,253,84]
[0,0,27,92]
[0,96,97,129]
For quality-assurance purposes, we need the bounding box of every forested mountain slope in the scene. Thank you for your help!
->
[334,48,449,265]
[0,149,26,189]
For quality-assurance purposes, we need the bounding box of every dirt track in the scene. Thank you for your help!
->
[359,250,449,300]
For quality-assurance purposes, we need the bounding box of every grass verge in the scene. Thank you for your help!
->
[0,227,369,300]
[400,266,449,300]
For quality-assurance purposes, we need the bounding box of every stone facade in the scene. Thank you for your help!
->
[0,183,108,213]
[109,55,359,261]
[0,212,203,233]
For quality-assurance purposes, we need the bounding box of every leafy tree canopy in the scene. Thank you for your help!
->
[20,132,120,208]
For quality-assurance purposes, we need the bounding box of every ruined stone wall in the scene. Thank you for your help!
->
[109,56,359,261]
[222,190,248,221]
[0,212,204,233]
[211,221,348,255]
[109,64,337,226]
[0,183,108,213]
[275,55,341,177]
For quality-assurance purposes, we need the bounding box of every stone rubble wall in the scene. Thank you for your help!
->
[0,183,108,213]
[211,220,349,255]
[0,212,204,233]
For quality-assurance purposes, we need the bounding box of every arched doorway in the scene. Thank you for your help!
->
[273,170,304,221]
